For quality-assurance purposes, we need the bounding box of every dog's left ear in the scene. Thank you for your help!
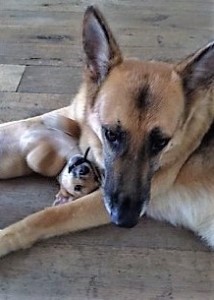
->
[82,6,122,84]
[175,41,214,95]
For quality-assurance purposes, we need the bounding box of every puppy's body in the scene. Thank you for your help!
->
[0,6,214,256]
[54,149,101,205]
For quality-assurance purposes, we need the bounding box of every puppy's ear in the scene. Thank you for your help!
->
[83,6,122,84]
[175,41,214,95]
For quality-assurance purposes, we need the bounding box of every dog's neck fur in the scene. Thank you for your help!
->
[152,87,214,197]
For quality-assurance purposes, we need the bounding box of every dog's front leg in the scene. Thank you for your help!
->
[0,190,110,257]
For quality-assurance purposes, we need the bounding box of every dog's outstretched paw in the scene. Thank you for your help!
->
[0,229,13,258]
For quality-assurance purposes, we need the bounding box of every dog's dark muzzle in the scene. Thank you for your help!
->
[111,207,139,228]
[104,192,148,228]
[103,153,152,228]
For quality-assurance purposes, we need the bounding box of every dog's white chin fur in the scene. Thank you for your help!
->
[140,204,147,217]
[103,195,111,216]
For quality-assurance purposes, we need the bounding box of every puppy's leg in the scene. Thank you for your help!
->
[0,190,110,257]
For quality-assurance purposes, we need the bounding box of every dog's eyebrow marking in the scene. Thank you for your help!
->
[135,83,151,109]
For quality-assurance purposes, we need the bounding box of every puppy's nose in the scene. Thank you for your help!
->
[79,165,90,176]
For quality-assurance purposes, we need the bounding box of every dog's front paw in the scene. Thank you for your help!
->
[0,229,14,258]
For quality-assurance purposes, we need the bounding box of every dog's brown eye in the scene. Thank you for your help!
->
[105,129,118,143]
[151,138,169,155]
[150,128,170,156]
[103,125,126,152]
[74,185,82,192]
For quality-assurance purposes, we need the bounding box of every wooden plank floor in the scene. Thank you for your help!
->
[0,0,214,299]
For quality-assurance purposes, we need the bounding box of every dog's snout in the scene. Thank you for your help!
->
[112,213,139,228]
[107,193,142,228]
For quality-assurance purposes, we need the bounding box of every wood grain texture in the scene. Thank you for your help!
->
[0,64,25,91]
[0,1,212,68]
[18,66,82,94]
[0,0,214,299]
[0,92,72,122]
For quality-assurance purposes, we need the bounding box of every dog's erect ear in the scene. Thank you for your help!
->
[175,41,214,95]
[83,6,122,84]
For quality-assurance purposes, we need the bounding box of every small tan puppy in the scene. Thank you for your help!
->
[54,148,101,205]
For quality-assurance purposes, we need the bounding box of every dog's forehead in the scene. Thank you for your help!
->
[98,59,184,134]
[102,59,181,105]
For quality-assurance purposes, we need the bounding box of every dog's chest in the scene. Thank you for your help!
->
[147,185,214,231]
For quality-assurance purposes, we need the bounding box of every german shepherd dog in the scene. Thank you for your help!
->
[0,6,213,257]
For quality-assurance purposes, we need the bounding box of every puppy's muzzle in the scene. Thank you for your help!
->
[78,165,90,176]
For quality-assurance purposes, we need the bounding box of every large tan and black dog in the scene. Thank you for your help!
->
[0,6,214,257]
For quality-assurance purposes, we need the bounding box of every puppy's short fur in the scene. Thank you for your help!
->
[54,149,101,205]
[0,6,213,257]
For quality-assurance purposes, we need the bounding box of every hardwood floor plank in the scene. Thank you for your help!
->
[0,245,213,300]
[0,7,212,68]
[1,42,213,68]
[0,92,72,122]
[0,10,212,47]
[1,0,214,13]
[0,64,25,92]
[18,66,82,94]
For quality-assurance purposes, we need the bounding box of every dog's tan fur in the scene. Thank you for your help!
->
[0,6,213,256]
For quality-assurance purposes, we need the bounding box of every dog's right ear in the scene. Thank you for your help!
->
[175,41,214,95]
[82,6,122,85]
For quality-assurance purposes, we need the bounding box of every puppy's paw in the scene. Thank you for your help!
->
[53,193,72,206]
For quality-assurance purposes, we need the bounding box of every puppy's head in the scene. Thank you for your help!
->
[59,148,101,200]
[83,6,214,227]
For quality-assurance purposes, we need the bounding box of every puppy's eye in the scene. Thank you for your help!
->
[150,128,170,156]
[74,185,83,192]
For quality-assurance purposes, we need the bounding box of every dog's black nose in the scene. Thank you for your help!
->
[79,165,90,175]
[110,206,139,229]
[105,194,141,229]
[113,218,138,228]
